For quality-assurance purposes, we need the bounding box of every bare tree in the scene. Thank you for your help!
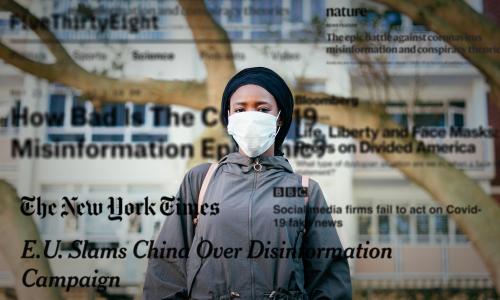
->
[0,181,63,300]
[0,0,499,299]
[373,0,500,106]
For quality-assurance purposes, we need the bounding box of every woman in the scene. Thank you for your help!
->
[143,67,352,299]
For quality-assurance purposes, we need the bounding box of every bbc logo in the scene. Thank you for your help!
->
[273,187,308,197]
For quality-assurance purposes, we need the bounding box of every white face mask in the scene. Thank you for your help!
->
[227,110,281,158]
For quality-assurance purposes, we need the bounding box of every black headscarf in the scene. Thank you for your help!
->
[220,67,294,156]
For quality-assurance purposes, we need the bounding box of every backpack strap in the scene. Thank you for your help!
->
[301,175,310,205]
[301,175,310,234]
[193,162,218,225]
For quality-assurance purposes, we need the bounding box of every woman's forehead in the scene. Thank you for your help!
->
[229,84,277,105]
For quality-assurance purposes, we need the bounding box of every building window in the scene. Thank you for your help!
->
[48,95,65,127]
[63,200,79,235]
[449,100,465,128]
[412,20,427,32]
[455,224,468,243]
[205,0,224,23]
[435,214,449,243]
[386,100,466,129]
[93,103,127,127]
[355,203,466,245]
[378,215,390,243]
[251,31,282,40]
[39,200,60,235]
[290,0,302,23]
[48,134,85,142]
[38,183,165,244]
[209,0,326,42]
[46,86,171,143]
[0,99,20,136]
[129,214,143,234]
[250,0,283,25]
[358,215,372,241]
[416,214,430,243]
[357,9,401,32]
[295,78,326,93]
[228,30,243,40]
[413,102,446,128]
[359,9,379,29]
[414,112,445,128]
[51,1,168,42]
[396,215,410,243]
[92,134,124,142]
[85,198,122,237]
[310,0,325,21]
[382,11,402,30]
[228,0,242,23]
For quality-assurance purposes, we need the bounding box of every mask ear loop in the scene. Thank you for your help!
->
[275,110,281,136]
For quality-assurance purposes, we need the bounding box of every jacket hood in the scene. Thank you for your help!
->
[143,150,352,299]
[219,151,294,174]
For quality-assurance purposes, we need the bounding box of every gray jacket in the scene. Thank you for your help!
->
[143,152,352,299]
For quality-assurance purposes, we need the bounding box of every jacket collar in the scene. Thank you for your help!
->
[219,151,294,173]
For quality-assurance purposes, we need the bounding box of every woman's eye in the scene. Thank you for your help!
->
[258,108,270,112]
[234,108,244,112]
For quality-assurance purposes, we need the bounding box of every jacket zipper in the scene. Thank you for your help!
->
[248,156,261,299]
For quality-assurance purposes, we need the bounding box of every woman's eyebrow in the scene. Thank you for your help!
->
[232,99,273,105]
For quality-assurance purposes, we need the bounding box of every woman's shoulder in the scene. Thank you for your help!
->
[178,163,213,197]
[185,163,212,181]
[286,171,320,186]
[286,172,324,200]
[188,162,212,175]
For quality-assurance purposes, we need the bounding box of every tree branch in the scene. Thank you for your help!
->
[0,41,59,80]
[0,0,73,63]
[0,44,208,108]
[295,92,500,291]
[373,0,500,104]
[0,0,209,109]
[178,0,236,105]
[0,181,63,300]
[0,0,499,294]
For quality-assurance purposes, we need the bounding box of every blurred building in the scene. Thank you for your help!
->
[0,0,497,299]
[349,0,496,298]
